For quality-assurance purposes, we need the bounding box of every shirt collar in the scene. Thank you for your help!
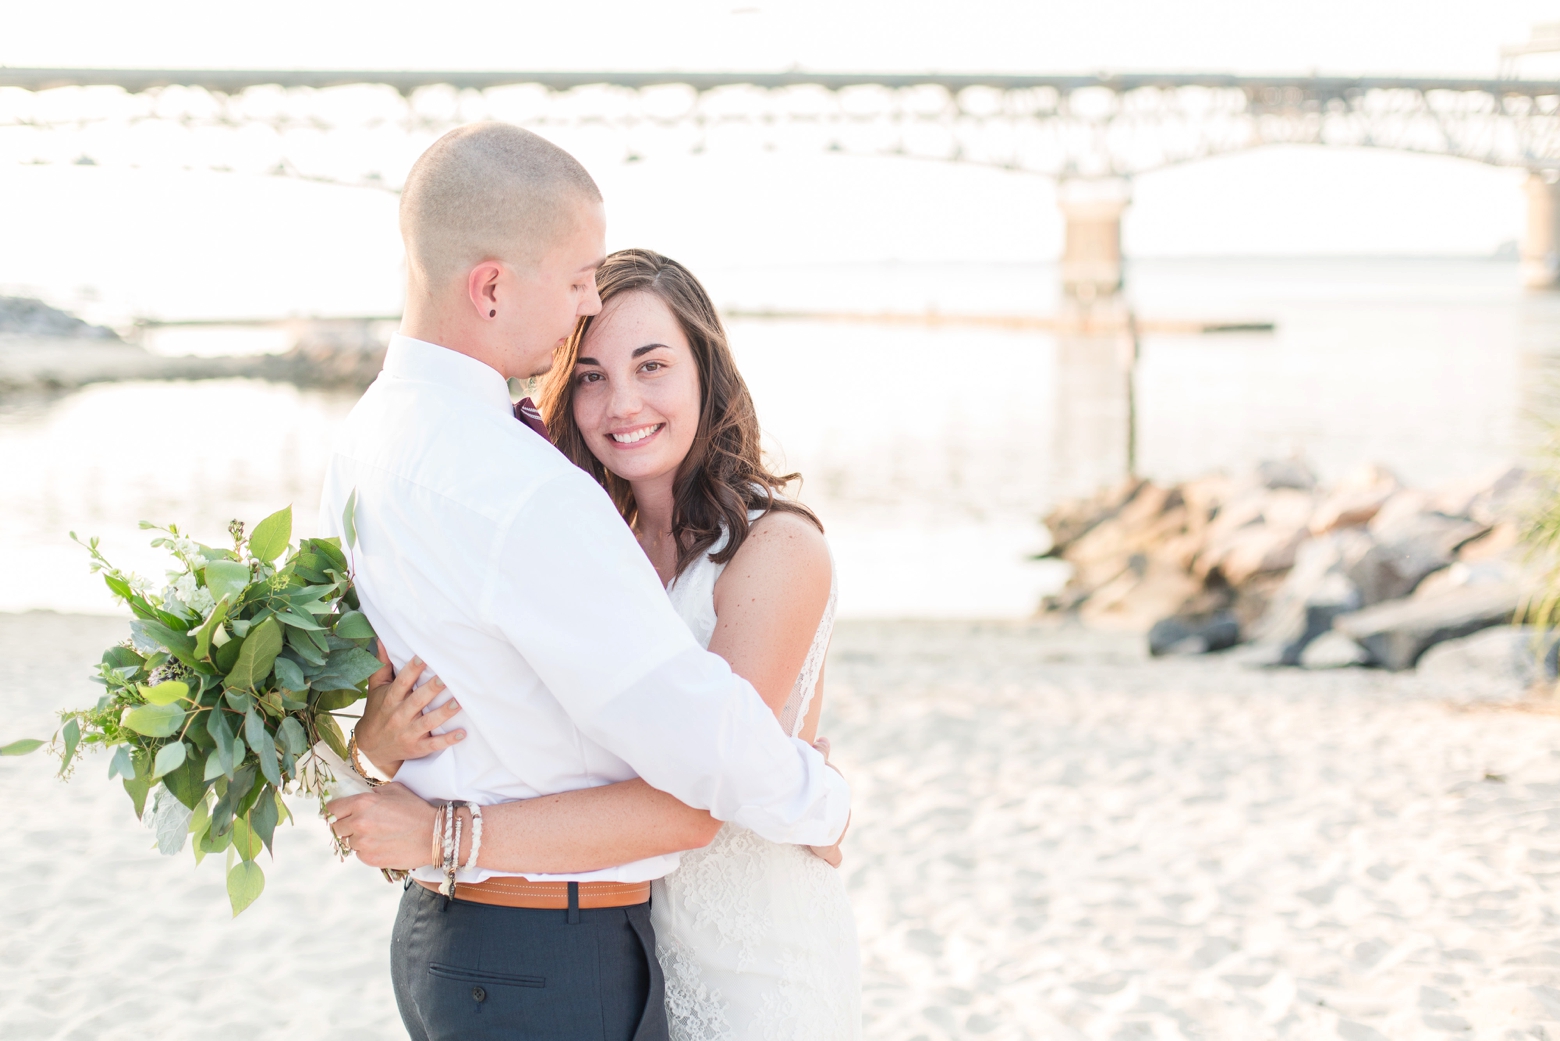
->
[382,334,514,415]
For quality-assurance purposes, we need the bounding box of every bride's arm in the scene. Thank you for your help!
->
[705,510,833,727]
[330,777,721,872]
[334,512,836,872]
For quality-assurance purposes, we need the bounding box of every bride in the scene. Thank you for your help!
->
[332,248,861,1040]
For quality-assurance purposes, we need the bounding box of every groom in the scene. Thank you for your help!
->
[318,124,850,1041]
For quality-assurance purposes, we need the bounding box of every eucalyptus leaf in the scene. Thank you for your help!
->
[199,823,231,855]
[255,731,281,788]
[58,719,81,774]
[188,794,211,836]
[276,610,324,631]
[315,713,348,759]
[273,657,306,693]
[286,628,327,666]
[129,619,196,658]
[210,765,255,839]
[243,708,267,757]
[203,559,251,604]
[248,505,293,563]
[192,596,231,661]
[303,627,330,657]
[311,689,362,712]
[0,738,44,756]
[203,752,226,781]
[333,610,375,640]
[151,741,187,779]
[277,716,307,756]
[312,536,347,572]
[206,707,236,778]
[250,785,279,853]
[123,753,152,820]
[146,785,194,855]
[227,617,282,690]
[230,816,263,861]
[123,702,186,738]
[163,745,209,809]
[102,645,142,670]
[341,489,358,550]
[214,632,244,674]
[139,680,189,706]
[188,796,212,864]
[310,647,382,691]
[227,859,265,916]
[107,745,134,779]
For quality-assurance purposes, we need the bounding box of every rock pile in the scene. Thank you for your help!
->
[1040,461,1544,674]
[0,296,119,340]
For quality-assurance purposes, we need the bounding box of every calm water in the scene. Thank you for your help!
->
[3,257,1552,618]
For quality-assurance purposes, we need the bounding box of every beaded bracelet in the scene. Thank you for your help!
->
[347,729,384,788]
[464,803,484,872]
[441,801,469,897]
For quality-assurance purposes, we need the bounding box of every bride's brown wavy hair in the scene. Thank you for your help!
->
[538,248,820,579]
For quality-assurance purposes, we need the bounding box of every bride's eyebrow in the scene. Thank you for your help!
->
[632,343,671,358]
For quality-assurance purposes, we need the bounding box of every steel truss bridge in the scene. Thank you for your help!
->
[7,68,1560,289]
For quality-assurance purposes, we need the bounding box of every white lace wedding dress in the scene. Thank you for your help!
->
[653,518,862,1041]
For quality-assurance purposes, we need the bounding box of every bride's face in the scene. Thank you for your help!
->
[571,290,702,486]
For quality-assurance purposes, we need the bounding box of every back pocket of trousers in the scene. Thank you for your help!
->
[429,963,545,988]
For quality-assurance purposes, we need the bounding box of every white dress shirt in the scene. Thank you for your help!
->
[318,335,850,885]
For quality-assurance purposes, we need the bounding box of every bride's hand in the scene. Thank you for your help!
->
[354,642,466,778]
[327,782,438,870]
[805,736,848,869]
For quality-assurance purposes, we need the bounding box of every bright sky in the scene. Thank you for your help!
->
[4,0,1556,77]
[2,1,1556,322]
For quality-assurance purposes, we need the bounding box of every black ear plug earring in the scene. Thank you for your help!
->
[489,310,496,317]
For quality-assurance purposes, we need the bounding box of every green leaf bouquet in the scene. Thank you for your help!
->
[16,503,378,915]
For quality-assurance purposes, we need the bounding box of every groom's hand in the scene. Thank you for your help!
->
[805,736,848,868]
[327,782,438,870]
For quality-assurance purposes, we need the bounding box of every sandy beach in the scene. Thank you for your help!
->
[3,611,1558,1039]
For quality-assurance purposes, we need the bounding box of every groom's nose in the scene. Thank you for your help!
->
[579,278,602,317]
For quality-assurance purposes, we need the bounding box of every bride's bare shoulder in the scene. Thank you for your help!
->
[719,509,831,604]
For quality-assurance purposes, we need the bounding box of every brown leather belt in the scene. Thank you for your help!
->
[416,877,650,910]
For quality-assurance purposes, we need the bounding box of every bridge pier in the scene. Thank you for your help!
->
[1523,171,1560,289]
[1059,179,1131,303]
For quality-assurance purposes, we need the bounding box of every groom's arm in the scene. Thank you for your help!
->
[478,470,851,847]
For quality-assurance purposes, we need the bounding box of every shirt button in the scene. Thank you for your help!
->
[472,986,487,1003]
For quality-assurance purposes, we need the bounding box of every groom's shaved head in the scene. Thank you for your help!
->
[400,122,602,288]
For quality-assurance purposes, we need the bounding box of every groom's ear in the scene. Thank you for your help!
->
[467,262,504,320]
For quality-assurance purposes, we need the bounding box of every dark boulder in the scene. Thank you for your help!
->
[1149,612,1241,656]
[1332,582,1524,671]
[1346,511,1489,605]
[1241,531,1370,665]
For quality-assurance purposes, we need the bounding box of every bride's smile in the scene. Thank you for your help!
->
[570,289,702,486]
[609,422,664,445]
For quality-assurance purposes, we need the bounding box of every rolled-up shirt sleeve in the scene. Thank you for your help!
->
[476,469,851,847]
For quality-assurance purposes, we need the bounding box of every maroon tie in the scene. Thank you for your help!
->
[514,397,549,440]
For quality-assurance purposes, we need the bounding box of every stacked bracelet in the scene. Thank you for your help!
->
[440,801,469,898]
[464,803,483,872]
[430,804,444,871]
[429,802,479,895]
